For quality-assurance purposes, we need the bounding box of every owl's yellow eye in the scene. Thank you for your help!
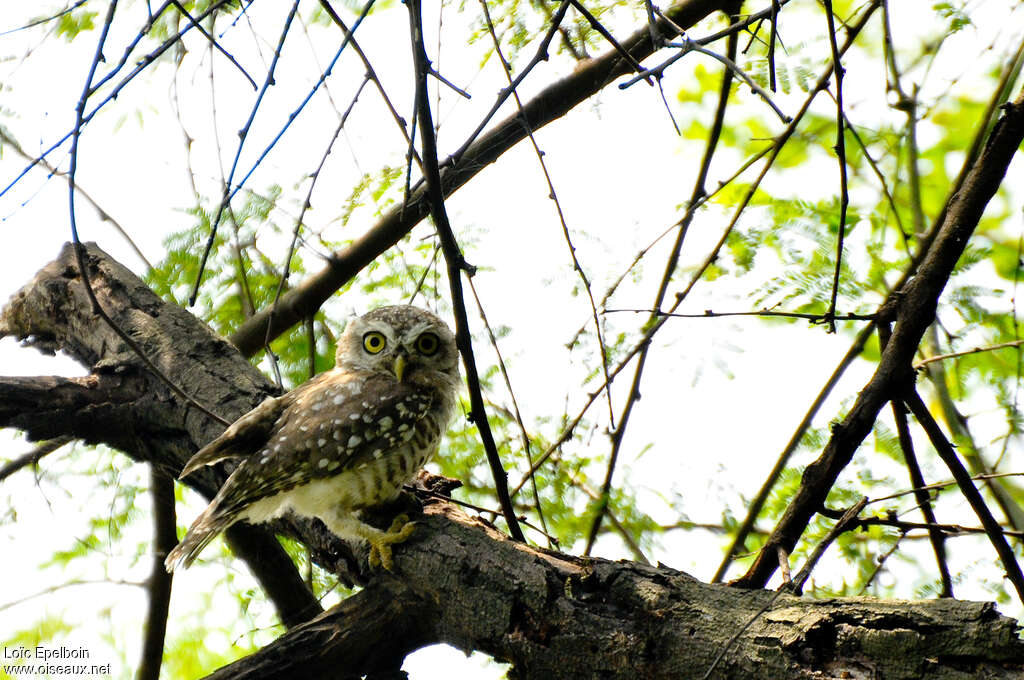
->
[362,331,387,354]
[415,332,440,356]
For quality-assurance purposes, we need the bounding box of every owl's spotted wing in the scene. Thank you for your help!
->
[177,374,335,479]
[208,372,434,519]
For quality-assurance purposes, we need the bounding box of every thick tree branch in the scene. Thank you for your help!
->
[0,374,145,448]
[205,500,1024,680]
[736,91,1024,589]
[0,243,321,628]
[204,580,432,680]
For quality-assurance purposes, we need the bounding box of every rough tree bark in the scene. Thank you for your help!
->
[1,243,1021,679]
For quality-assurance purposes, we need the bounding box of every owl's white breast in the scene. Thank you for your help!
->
[236,443,431,526]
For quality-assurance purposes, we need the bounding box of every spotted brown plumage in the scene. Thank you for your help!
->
[165,305,460,572]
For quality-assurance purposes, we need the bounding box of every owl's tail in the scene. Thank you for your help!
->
[164,508,234,572]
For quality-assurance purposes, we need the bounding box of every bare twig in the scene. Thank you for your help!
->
[624,6,791,124]
[136,466,176,680]
[854,515,1024,540]
[903,389,1024,605]
[790,497,868,594]
[567,0,652,83]
[0,579,146,613]
[821,0,850,333]
[605,307,874,322]
[317,0,422,173]
[870,471,1024,505]
[858,531,906,595]
[0,0,89,36]
[0,129,151,270]
[225,0,726,356]
[767,0,780,91]
[0,437,72,484]
[915,339,1024,369]
[879,320,953,596]
[891,395,953,595]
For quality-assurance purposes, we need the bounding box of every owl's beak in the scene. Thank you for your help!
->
[393,354,407,382]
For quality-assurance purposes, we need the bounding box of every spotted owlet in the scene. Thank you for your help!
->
[164,305,460,572]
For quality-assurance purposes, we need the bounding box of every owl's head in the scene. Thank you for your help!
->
[336,305,460,386]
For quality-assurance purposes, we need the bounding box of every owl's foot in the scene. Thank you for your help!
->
[367,514,417,571]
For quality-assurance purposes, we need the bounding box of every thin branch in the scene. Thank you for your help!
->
[605,307,875,322]
[915,339,1024,369]
[156,1,257,89]
[443,0,573,170]
[427,66,471,99]
[903,389,1024,605]
[0,128,152,270]
[623,1,792,91]
[88,1,255,96]
[407,484,558,545]
[568,127,795,345]
[711,323,874,582]
[136,466,176,680]
[0,579,146,613]
[317,0,422,173]
[702,590,787,679]
[0,0,237,202]
[767,0,780,91]
[880,320,952,595]
[0,436,73,484]
[790,497,868,594]
[406,0,524,542]
[513,130,806,501]
[592,0,859,551]
[840,109,910,256]
[624,6,791,124]
[922,325,1024,531]
[191,0,382,308]
[821,0,849,333]
[0,0,89,37]
[264,77,370,355]
[478,0,617,430]
[858,531,906,595]
[567,0,652,83]
[870,471,1024,505]
[574,476,649,564]
[890,389,953,596]
[854,515,1024,540]
[225,0,727,356]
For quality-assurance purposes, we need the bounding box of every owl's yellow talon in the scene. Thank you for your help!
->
[367,515,417,570]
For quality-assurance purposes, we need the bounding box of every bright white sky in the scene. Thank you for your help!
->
[1,1,1023,678]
